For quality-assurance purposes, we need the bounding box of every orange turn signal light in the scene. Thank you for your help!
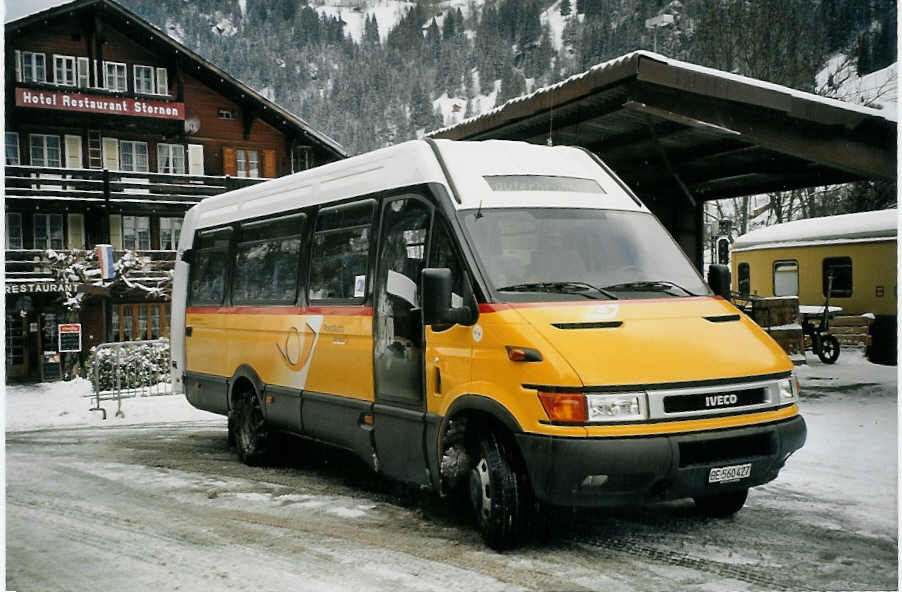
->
[538,392,587,423]
[506,346,543,362]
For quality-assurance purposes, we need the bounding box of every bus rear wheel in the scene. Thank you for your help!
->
[233,387,270,466]
[468,432,530,550]
[694,488,748,517]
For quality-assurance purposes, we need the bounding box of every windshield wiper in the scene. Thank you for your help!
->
[601,280,698,296]
[496,281,618,300]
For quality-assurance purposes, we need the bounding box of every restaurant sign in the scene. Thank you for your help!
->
[6,282,77,295]
[16,88,185,120]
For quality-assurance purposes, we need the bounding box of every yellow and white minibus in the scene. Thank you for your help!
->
[172,139,805,549]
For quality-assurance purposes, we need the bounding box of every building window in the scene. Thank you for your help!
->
[53,54,76,86]
[6,213,23,249]
[217,109,233,120]
[156,68,169,95]
[157,143,185,174]
[29,134,62,167]
[737,262,750,296]
[111,307,120,341]
[123,216,151,251]
[34,213,64,250]
[236,149,259,178]
[160,217,183,250]
[122,306,133,340]
[120,141,149,172]
[823,257,852,298]
[103,61,127,91]
[21,51,46,83]
[6,132,20,165]
[773,260,799,297]
[134,65,155,94]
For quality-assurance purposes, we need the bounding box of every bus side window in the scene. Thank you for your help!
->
[232,213,305,305]
[308,199,375,301]
[429,218,466,308]
[189,227,232,306]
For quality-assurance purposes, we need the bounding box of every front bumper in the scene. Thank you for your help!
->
[515,415,806,507]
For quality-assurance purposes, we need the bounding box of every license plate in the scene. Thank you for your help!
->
[708,463,752,483]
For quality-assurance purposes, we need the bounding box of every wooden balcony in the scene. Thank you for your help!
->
[6,249,176,283]
[5,165,265,211]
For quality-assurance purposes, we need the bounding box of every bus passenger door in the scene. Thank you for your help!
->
[373,195,432,485]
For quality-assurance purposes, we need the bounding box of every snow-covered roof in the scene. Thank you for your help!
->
[430,50,896,139]
[732,209,898,251]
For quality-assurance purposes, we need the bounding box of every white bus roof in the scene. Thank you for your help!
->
[186,139,646,232]
[732,209,898,252]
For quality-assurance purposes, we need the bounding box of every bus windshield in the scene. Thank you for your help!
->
[461,208,710,301]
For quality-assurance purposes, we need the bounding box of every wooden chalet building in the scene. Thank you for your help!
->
[5,0,346,381]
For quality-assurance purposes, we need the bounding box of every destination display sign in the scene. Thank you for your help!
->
[16,88,185,120]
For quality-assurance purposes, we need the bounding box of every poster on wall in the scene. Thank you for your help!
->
[58,323,82,352]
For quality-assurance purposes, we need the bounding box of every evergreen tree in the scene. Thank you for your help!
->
[561,0,572,17]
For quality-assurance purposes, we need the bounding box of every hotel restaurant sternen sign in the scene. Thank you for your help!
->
[16,88,185,120]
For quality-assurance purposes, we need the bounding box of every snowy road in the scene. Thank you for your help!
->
[6,354,898,591]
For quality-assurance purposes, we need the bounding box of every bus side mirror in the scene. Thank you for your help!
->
[180,248,194,264]
[422,268,474,328]
[707,264,731,300]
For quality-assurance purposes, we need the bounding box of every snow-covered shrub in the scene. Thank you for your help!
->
[86,339,170,392]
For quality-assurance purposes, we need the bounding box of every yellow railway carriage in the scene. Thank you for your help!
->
[730,209,897,316]
[172,139,805,549]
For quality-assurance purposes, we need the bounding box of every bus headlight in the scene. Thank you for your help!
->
[778,377,798,403]
[585,392,648,422]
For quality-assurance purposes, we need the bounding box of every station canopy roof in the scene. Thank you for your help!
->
[430,51,897,203]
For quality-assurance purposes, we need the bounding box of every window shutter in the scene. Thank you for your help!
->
[263,149,277,178]
[188,144,204,176]
[67,213,85,249]
[156,67,168,95]
[109,214,123,250]
[77,57,89,88]
[14,50,21,82]
[222,146,237,176]
[65,135,83,169]
[102,137,119,170]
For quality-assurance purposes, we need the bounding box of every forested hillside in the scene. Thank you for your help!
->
[122,0,896,157]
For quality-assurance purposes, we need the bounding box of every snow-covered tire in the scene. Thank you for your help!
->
[233,386,270,466]
[468,432,531,550]
[694,488,748,517]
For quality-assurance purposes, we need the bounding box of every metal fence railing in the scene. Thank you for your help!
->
[90,338,171,419]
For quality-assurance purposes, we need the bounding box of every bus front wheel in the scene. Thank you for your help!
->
[468,432,530,550]
[233,387,270,466]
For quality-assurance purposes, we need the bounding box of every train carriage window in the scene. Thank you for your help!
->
[189,227,232,306]
[773,260,798,297]
[232,214,305,305]
[823,257,852,298]
[308,200,375,301]
[737,262,750,296]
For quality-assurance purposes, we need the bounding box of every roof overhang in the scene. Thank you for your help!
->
[430,51,897,203]
[6,0,348,160]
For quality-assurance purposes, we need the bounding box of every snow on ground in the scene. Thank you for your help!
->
[433,92,468,127]
[817,53,898,112]
[4,378,221,432]
[540,0,569,52]
[313,0,415,44]
[758,351,897,540]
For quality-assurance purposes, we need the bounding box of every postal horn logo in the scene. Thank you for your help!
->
[276,321,319,370]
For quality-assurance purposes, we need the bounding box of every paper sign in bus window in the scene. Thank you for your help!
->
[354,275,366,298]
